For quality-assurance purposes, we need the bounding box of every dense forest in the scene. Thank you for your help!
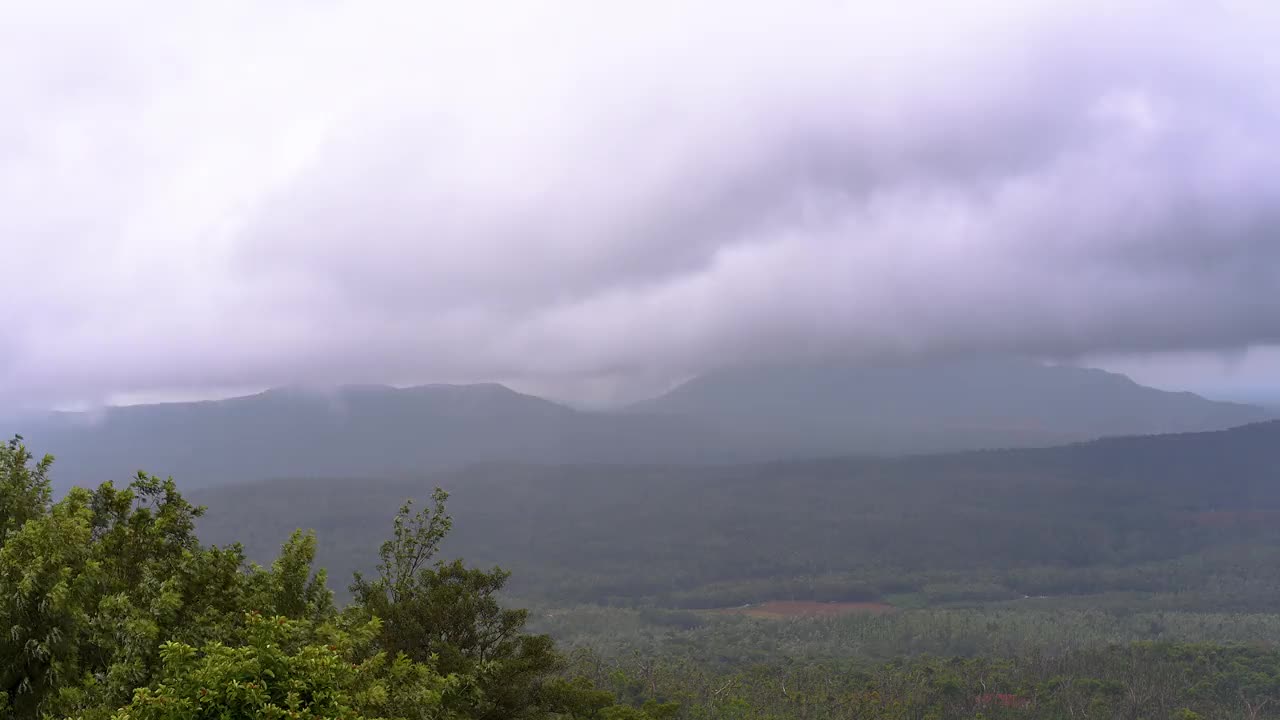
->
[6,426,1280,718]
[195,421,1280,610]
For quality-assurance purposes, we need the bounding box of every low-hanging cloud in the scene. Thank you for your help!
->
[3,0,1279,408]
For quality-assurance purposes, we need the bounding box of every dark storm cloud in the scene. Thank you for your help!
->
[2,0,1279,407]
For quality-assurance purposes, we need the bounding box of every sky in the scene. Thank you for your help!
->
[2,0,1279,410]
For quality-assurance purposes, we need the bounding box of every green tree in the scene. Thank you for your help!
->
[350,490,569,720]
[0,483,98,716]
[0,440,661,720]
[0,435,52,539]
[0,438,336,717]
[97,612,470,720]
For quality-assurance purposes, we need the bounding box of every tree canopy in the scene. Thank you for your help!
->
[0,436,660,720]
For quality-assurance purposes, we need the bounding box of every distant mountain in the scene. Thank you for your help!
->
[629,357,1273,454]
[11,358,1271,492]
[18,383,751,491]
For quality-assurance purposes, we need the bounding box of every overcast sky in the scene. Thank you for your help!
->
[3,0,1279,409]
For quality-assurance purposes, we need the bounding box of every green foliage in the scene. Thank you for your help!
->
[246,529,336,622]
[0,483,98,716]
[0,438,668,720]
[99,612,467,720]
[0,438,335,717]
[1,435,53,539]
[350,492,566,720]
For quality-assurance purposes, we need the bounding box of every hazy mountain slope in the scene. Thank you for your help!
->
[19,383,754,491]
[191,420,1280,607]
[630,357,1272,452]
[11,359,1270,492]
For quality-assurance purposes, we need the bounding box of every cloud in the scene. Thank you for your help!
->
[3,0,1279,407]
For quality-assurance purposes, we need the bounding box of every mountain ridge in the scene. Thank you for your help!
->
[630,357,1269,441]
[10,360,1271,492]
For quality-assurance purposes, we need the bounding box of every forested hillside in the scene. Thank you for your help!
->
[195,420,1280,609]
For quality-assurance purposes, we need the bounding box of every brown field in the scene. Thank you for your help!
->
[714,600,897,619]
